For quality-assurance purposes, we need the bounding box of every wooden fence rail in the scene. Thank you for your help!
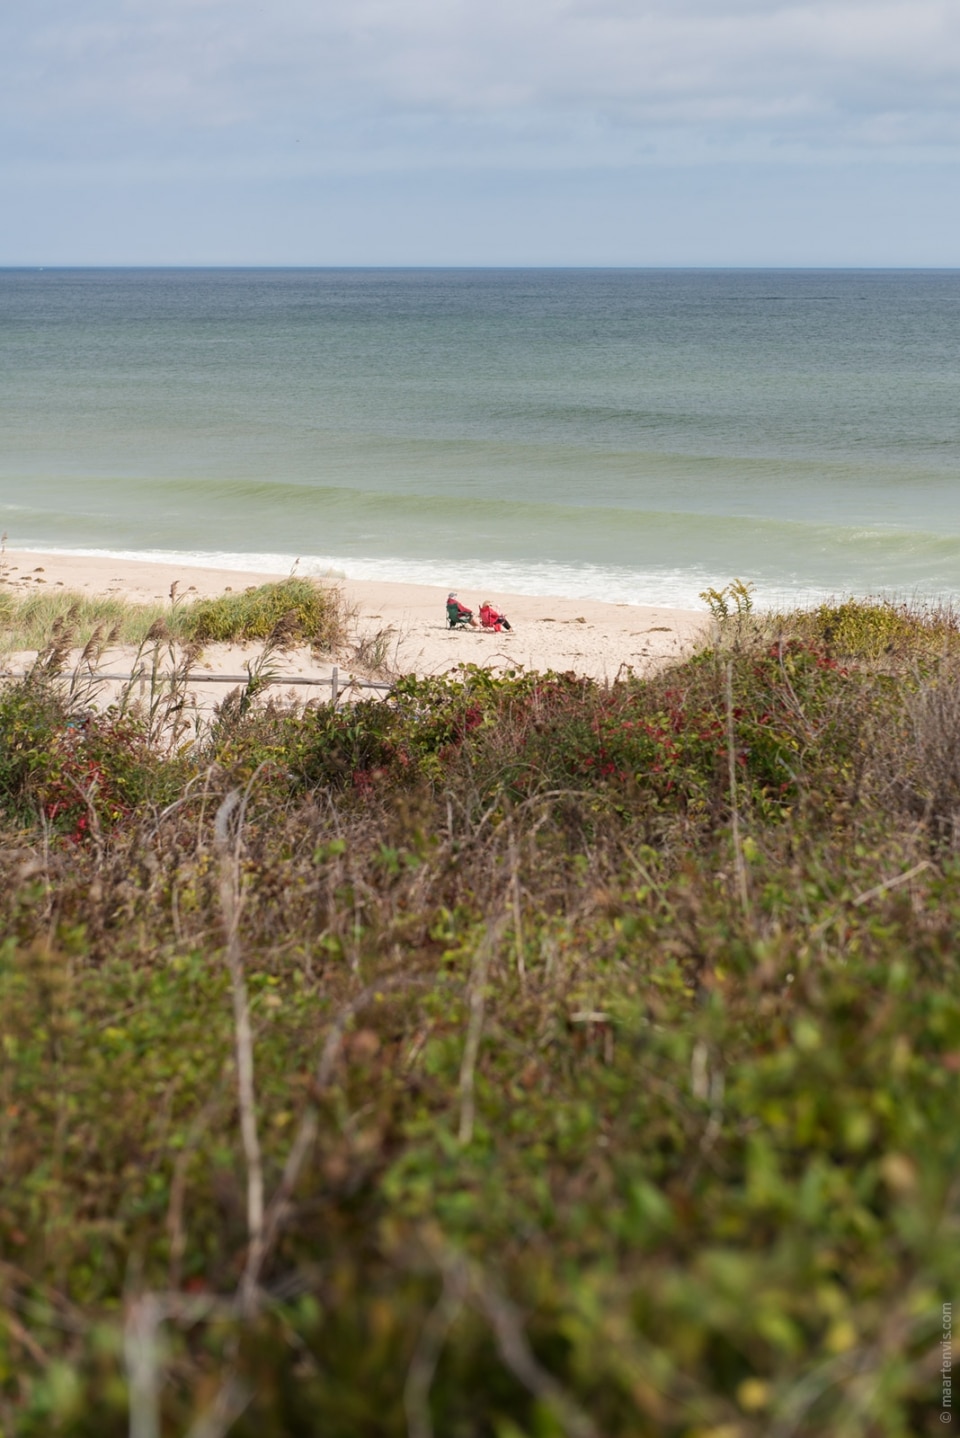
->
[0,665,393,704]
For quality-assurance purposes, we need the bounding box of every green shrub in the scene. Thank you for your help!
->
[789,596,960,664]
[179,577,346,648]
[0,676,71,816]
[0,679,187,836]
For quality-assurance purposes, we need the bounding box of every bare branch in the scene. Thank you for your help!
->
[852,860,933,908]
[214,789,263,1317]
[428,1245,599,1438]
[249,975,429,1296]
[124,1293,163,1438]
[403,1273,463,1438]
[184,1375,254,1438]
[724,661,749,918]
[459,920,504,1146]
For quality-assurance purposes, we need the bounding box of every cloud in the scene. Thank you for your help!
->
[3,0,960,175]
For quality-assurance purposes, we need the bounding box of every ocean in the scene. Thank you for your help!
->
[2,267,959,609]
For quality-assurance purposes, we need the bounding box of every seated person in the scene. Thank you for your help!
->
[479,601,512,632]
[446,592,477,628]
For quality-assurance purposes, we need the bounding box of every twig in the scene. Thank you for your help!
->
[213,789,263,1317]
[146,767,213,846]
[166,1085,230,1290]
[0,1307,49,1367]
[851,860,932,907]
[183,1375,253,1438]
[769,1345,872,1438]
[122,1290,251,1438]
[474,1279,597,1438]
[428,1245,599,1438]
[724,662,749,917]
[508,824,526,986]
[403,1273,463,1438]
[250,975,428,1295]
[124,1292,163,1438]
[809,859,935,938]
[458,920,503,1146]
[701,1067,725,1156]
[65,773,104,864]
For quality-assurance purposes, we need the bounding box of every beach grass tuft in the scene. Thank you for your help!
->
[0,576,348,653]
[0,589,169,650]
[178,575,347,649]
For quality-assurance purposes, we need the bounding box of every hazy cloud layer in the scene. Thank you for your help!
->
[4,0,960,170]
[3,1,959,262]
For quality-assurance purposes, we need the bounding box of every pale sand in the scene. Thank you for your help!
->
[1,551,711,696]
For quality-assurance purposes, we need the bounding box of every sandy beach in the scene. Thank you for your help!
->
[1,550,711,696]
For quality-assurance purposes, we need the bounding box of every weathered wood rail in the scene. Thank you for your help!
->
[0,665,393,704]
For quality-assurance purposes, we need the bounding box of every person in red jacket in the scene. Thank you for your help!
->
[479,601,512,632]
[446,592,478,628]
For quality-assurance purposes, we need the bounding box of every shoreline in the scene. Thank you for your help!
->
[1,549,712,682]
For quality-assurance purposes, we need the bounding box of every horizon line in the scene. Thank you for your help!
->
[3,262,960,273]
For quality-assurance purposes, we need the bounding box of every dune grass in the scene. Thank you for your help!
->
[178,575,348,648]
[0,575,349,653]
[0,588,169,650]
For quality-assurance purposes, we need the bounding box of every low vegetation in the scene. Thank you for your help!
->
[1,591,957,1436]
[0,576,349,654]
[181,577,347,649]
[0,589,170,652]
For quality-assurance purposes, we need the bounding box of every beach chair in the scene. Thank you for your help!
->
[479,603,511,632]
[447,600,472,628]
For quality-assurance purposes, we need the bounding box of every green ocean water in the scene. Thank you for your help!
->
[2,267,959,606]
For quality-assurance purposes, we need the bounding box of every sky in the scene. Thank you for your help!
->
[2,0,960,266]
